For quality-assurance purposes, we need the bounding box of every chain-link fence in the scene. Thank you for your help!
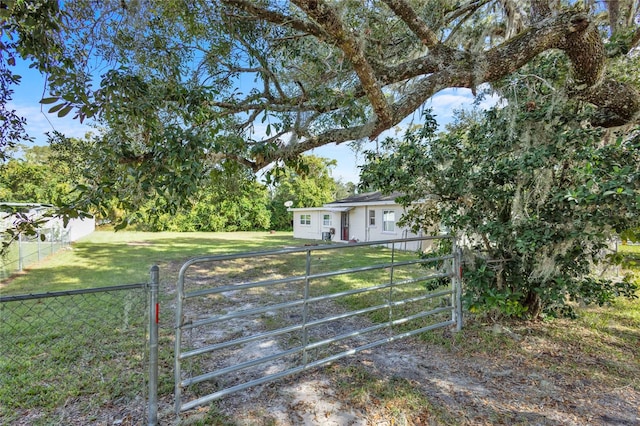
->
[1,228,71,280]
[0,284,150,425]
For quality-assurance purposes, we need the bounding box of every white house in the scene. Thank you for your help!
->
[289,191,428,251]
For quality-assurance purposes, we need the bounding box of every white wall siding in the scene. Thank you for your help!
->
[0,207,95,242]
[292,210,341,241]
[67,217,96,241]
[292,203,429,251]
[361,205,425,251]
[293,211,320,240]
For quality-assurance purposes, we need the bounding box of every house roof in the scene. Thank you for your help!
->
[287,191,405,212]
[288,206,352,212]
[327,191,403,205]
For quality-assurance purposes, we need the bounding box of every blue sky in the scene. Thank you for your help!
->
[8,59,491,183]
[8,62,98,142]
[309,89,493,183]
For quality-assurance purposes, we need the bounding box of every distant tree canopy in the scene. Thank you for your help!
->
[0,144,346,233]
[268,155,341,230]
[2,1,639,210]
[0,145,74,204]
[142,162,273,232]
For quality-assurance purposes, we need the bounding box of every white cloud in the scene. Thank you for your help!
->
[428,89,475,110]
[9,101,95,145]
[425,88,501,125]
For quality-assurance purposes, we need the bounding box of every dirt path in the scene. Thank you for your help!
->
[162,267,639,426]
[164,331,638,425]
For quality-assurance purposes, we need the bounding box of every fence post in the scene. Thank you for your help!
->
[148,265,159,426]
[455,245,463,332]
[37,228,42,261]
[18,233,23,271]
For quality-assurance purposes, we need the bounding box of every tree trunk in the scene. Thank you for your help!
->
[524,290,542,319]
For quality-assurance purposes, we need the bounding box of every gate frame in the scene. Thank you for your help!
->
[174,235,462,415]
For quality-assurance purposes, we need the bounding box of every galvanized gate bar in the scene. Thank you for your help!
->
[174,235,462,415]
[180,271,451,332]
[180,316,456,413]
[182,254,453,300]
[148,266,159,426]
[181,293,455,384]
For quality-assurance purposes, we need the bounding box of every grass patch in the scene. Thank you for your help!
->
[0,238,68,280]
[179,403,246,426]
[334,364,426,410]
[330,363,451,424]
[1,230,298,294]
[308,245,452,329]
[2,232,639,424]
[620,242,640,265]
[415,244,640,392]
[0,287,147,424]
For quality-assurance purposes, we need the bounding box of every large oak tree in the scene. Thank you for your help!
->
[1,0,638,235]
[3,1,639,168]
[2,1,639,311]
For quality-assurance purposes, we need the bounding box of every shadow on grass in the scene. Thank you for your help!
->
[1,233,303,294]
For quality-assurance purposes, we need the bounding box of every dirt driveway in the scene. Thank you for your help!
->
[163,327,637,425]
[161,258,639,426]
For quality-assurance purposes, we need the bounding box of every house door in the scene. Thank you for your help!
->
[341,212,349,241]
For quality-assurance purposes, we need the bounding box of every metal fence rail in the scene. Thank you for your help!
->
[0,228,70,279]
[174,235,462,415]
[0,283,150,425]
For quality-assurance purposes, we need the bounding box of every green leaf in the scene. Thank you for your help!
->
[57,105,74,117]
[40,97,60,104]
[48,103,66,113]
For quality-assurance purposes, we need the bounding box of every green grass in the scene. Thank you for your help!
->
[2,232,638,424]
[620,242,640,270]
[305,244,451,328]
[0,239,67,280]
[1,230,298,294]
[330,363,444,423]
[0,230,301,423]
[2,230,441,424]
[0,287,148,424]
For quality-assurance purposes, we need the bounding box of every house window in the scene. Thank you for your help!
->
[382,210,395,232]
[323,214,331,226]
[369,210,376,226]
[300,214,311,225]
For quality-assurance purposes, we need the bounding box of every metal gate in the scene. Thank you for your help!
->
[174,235,462,415]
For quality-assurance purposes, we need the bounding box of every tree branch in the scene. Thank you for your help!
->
[237,5,640,168]
[201,2,640,167]
[255,123,374,170]
[382,0,439,47]
[221,0,330,41]
[443,0,492,26]
[530,0,552,23]
[292,0,393,127]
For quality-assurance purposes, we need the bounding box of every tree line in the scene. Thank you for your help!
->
[0,143,355,232]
